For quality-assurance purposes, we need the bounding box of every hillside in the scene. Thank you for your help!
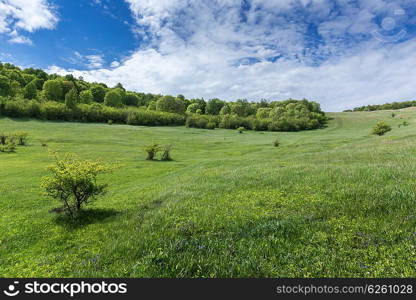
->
[1,109,416,277]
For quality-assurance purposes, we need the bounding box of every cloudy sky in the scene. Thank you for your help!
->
[0,0,415,111]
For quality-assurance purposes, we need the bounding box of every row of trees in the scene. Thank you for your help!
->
[346,101,416,112]
[0,62,327,131]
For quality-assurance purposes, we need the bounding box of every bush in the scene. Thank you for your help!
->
[41,153,113,218]
[237,127,245,133]
[108,119,113,125]
[273,139,280,147]
[161,144,173,161]
[0,132,8,145]
[372,121,392,136]
[0,140,16,152]
[14,131,28,145]
[206,121,216,130]
[144,143,160,160]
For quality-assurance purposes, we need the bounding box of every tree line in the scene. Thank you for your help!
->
[0,62,327,131]
[345,101,416,112]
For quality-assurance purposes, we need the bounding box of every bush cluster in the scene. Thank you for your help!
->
[0,131,28,152]
[144,143,173,161]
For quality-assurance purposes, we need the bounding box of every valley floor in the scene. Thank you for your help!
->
[1,110,416,277]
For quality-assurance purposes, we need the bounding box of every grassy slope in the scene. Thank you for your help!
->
[1,109,416,277]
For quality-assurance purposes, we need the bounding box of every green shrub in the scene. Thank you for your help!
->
[237,127,245,133]
[144,143,160,160]
[161,144,173,161]
[41,153,113,218]
[0,140,16,152]
[108,119,113,125]
[372,121,392,136]
[0,132,7,145]
[206,121,216,130]
[273,139,280,147]
[14,131,28,145]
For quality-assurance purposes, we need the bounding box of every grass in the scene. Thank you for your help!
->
[1,109,416,277]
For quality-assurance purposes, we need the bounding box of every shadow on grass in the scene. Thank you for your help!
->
[53,208,120,229]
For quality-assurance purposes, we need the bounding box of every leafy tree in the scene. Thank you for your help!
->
[219,105,231,115]
[43,80,64,101]
[23,81,38,99]
[90,84,106,103]
[65,88,79,109]
[256,108,271,119]
[186,103,200,113]
[41,153,113,218]
[79,90,94,104]
[206,98,225,115]
[147,101,157,111]
[156,95,185,114]
[104,89,123,107]
[114,82,125,90]
[62,80,75,95]
[0,75,12,96]
[161,144,173,161]
[124,92,140,106]
[372,121,392,136]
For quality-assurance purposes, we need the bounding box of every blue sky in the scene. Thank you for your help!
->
[0,0,416,111]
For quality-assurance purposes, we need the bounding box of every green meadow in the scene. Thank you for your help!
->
[1,109,416,277]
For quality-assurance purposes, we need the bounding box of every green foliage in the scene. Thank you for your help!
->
[398,121,409,128]
[43,80,64,101]
[273,139,280,147]
[41,153,112,218]
[147,101,157,111]
[144,143,160,160]
[90,85,106,103]
[124,92,140,106]
[0,139,16,152]
[219,105,231,115]
[186,103,200,113]
[205,98,225,115]
[79,90,94,104]
[156,95,186,114]
[0,75,12,96]
[372,121,392,136]
[65,88,79,109]
[14,131,28,145]
[23,81,38,99]
[160,144,173,161]
[350,100,416,112]
[126,110,185,126]
[104,90,123,107]
[237,126,245,133]
[108,119,113,125]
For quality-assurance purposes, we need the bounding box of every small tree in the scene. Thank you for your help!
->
[14,131,28,145]
[161,144,173,161]
[104,89,123,107]
[372,121,392,136]
[144,143,160,160]
[41,153,112,218]
[79,90,94,104]
[0,140,16,153]
[23,81,38,99]
[65,88,78,109]
[273,139,280,147]
[237,127,245,133]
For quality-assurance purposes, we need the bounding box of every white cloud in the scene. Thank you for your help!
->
[48,0,416,111]
[0,0,58,44]
[110,61,120,68]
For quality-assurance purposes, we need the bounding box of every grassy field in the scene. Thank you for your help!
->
[1,109,416,278]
